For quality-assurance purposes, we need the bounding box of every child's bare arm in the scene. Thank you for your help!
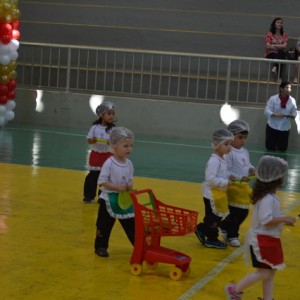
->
[265,215,296,226]
[101,181,128,192]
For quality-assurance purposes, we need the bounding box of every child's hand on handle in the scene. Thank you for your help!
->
[118,183,129,192]
[126,182,133,191]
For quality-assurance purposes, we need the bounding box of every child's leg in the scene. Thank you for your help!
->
[220,206,238,239]
[119,217,135,246]
[199,197,221,241]
[83,170,100,201]
[226,207,249,238]
[221,206,249,239]
[237,208,249,228]
[262,269,276,300]
[94,199,116,250]
[234,269,275,295]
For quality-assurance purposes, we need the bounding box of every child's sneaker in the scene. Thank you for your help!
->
[195,229,206,245]
[83,197,94,203]
[225,284,243,300]
[205,239,227,249]
[95,248,109,257]
[229,238,240,247]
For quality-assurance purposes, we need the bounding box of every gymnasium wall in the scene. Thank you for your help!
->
[12,89,300,149]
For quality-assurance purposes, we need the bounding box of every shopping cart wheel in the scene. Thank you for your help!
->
[130,263,142,276]
[146,261,158,270]
[169,267,182,280]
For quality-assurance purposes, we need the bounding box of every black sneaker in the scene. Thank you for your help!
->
[95,248,109,257]
[195,229,206,245]
[83,197,94,204]
[205,239,227,249]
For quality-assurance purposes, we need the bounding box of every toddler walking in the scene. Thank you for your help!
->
[220,120,255,247]
[83,101,116,203]
[225,155,296,300]
[94,127,135,257]
[195,129,234,249]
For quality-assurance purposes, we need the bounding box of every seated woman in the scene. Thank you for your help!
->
[292,35,300,84]
[265,17,288,82]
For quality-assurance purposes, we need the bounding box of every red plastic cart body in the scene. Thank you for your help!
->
[129,189,198,280]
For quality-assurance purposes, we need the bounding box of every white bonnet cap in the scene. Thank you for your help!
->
[256,155,288,182]
[212,129,234,149]
[96,101,115,117]
[228,120,250,134]
[109,127,134,146]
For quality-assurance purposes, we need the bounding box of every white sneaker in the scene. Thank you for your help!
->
[219,229,228,242]
[229,238,240,247]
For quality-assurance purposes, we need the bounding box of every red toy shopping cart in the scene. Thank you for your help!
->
[129,189,198,280]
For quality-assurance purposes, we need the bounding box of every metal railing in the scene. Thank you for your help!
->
[17,42,300,105]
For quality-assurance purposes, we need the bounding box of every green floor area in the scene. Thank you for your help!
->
[1,123,300,192]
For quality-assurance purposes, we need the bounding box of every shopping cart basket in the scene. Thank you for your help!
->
[129,189,198,280]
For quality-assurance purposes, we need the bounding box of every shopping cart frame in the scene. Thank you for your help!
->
[129,189,198,280]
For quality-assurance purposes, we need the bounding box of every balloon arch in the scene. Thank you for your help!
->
[0,0,20,127]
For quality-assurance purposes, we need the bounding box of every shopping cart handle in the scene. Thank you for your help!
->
[130,189,154,196]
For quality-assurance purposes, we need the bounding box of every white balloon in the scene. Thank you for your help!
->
[10,51,18,61]
[0,116,5,126]
[5,110,15,121]
[5,100,16,111]
[9,40,20,51]
[0,44,11,55]
[0,55,10,65]
[0,105,6,116]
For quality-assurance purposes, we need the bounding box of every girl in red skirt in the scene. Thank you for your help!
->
[83,102,116,203]
[225,155,297,300]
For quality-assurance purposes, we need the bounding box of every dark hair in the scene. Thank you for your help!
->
[237,130,248,135]
[279,80,291,91]
[92,118,116,133]
[251,177,284,204]
[269,17,284,35]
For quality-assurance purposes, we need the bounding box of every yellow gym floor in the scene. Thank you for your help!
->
[1,125,300,300]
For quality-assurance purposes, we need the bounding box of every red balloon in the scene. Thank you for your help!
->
[1,35,11,44]
[7,90,16,100]
[0,95,8,105]
[7,79,17,91]
[11,19,20,30]
[12,29,20,40]
[0,23,12,35]
[0,84,8,96]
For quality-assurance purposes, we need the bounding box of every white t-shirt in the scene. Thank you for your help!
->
[98,156,134,201]
[202,153,230,200]
[87,124,112,153]
[250,193,283,238]
[225,147,254,180]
